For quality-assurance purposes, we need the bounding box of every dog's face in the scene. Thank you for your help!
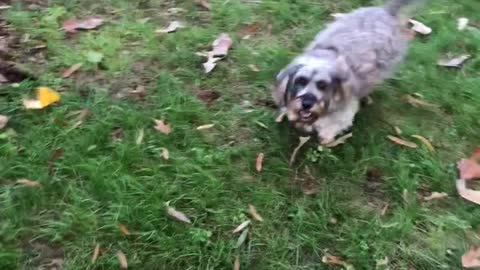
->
[276,62,348,124]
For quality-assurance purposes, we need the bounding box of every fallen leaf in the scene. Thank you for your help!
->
[322,253,346,266]
[154,119,172,135]
[62,63,82,78]
[235,228,249,248]
[256,153,264,172]
[289,136,311,166]
[232,220,250,234]
[212,33,233,57]
[233,255,240,270]
[438,54,471,68]
[196,90,220,104]
[462,247,480,268]
[86,51,104,64]
[167,206,192,224]
[16,179,42,187]
[0,115,9,129]
[394,126,402,135]
[160,147,169,160]
[23,87,61,109]
[63,17,104,33]
[381,203,389,216]
[457,159,480,180]
[240,23,261,37]
[387,135,418,148]
[91,243,100,264]
[458,17,469,31]
[111,128,123,142]
[135,128,144,145]
[411,135,435,152]
[248,64,260,72]
[47,148,63,166]
[248,204,264,222]
[116,250,128,269]
[203,57,220,73]
[403,94,437,108]
[423,192,448,201]
[409,19,432,35]
[457,179,480,205]
[195,0,210,10]
[197,124,215,130]
[155,21,185,34]
[325,132,353,148]
[119,224,130,236]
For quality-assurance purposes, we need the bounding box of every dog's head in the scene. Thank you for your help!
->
[273,55,352,124]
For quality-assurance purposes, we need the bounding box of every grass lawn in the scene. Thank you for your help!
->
[1,0,480,269]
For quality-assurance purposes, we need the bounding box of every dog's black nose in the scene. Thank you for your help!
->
[301,94,316,110]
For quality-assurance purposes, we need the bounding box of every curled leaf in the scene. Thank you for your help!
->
[119,224,130,236]
[289,136,311,166]
[456,179,480,205]
[235,228,249,248]
[154,119,172,135]
[167,206,192,224]
[116,250,128,269]
[196,124,215,130]
[387,135,418,148]
[248,204,264,222]
[438,54,471,68]
[232,220,250,234]
[16,179,42,187]
[91,243,100,264]
[212,33,233,57]
[325,132,353,148]
[62,63,82,78]
[63,17,104,33]
[457,159,480,180]
[423,192,448,201]
[462,247,480,268]
[0,115,8,129]
[409,19,432,35]
[411,135,435,152]
[155,21,185,34]
[256,153,264,172]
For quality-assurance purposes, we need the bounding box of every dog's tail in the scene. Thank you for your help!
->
[385,0,420,16]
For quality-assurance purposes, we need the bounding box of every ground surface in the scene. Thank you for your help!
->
[1,0,480,269]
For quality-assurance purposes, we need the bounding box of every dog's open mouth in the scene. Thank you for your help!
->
[299,110,314,122]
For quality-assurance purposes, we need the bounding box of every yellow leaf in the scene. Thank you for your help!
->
[37,87,60,107]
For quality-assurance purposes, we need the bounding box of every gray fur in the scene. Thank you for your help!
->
[274,0,418,144]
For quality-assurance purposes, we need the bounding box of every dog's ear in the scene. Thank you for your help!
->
[273,64,303,107]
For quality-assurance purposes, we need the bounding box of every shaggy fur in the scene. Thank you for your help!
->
[274,0,418,144]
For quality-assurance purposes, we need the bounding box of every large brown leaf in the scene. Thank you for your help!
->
[63,17,104,33]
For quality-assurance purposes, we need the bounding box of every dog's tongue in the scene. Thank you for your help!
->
[301,111,312,118]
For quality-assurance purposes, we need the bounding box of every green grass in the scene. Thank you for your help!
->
[1,0,480,269]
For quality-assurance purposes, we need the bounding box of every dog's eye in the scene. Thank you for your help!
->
[294,77,309,87]
[316,80,328,90]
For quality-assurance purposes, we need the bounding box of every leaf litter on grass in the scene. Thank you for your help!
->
[155,21,185,34]
[232,220,250,234]
[91,243,100,264]
[248,204,263,222]
[63,17,104,33]
[154,119,172,135]
[116,250,128,269]
[200,33,233,73]
[167,206,192,224]
[256,153,264,172]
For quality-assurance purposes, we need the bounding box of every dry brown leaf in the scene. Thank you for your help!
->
[411,135,435,152]
[403,94,437,108]
[457,179,480,205]
[160,147,169,160]
[196,124,215,130]
[462,247,480,268]
[438,54,471,68]
[457,159,480,180]
[289,136,311,166]
[458,17,469,31]
[409,19,432,35]
[91,243,100,264]
[63,17,104,33]
[119,224,130,236]
[211,33,233,57]
[423,192,448,201]
[62,63,82,78]
[322,253,346,266]
[153,119,172,135]
[325,132,353,148]
[155,21,185,34]
[232,220,250,234]
[387,135,418,148]
[167,206,192,224]
[256,153,264,172]
[196,90,220,104]
[195,0,210,10]
[233,255,240,270]
[116,250,128,269]
[16,179,42,187]
[248,204,264,222]
[0,115,8,129]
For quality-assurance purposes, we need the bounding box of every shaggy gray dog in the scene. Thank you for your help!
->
[274,0,418,145]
